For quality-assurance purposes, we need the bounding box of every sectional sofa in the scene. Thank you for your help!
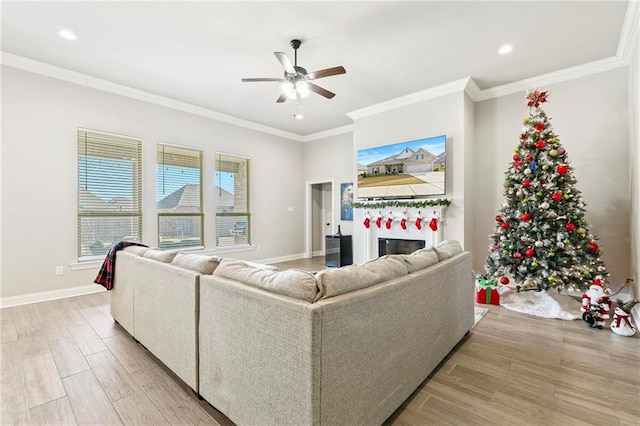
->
[111,240,474,426]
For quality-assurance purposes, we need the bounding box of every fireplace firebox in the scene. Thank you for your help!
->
[378,238,425,256]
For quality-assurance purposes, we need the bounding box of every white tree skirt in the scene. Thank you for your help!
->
[500,288,582,320]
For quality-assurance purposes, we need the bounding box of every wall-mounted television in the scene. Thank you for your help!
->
[357,134,446,199]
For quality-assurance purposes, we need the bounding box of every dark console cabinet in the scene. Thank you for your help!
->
[325,235,353,267]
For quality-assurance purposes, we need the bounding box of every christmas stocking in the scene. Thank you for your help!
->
[375,215,382,229]
[385,215,393,230]
[429,217,438,231]
[400,217,407,230]
[363,217,371,228]
[415,215,422,230]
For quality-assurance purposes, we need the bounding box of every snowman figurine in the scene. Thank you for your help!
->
[580,277,611,329]
[610,300,638,337]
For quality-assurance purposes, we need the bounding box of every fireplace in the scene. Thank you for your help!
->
[378,238,425,256]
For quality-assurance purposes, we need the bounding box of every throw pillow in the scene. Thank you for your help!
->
[122,246,149,256]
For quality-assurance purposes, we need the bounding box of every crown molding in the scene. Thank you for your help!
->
[475,56,627,102]
[346,77,473,120]
[617,0,640,61]
[0,52,304,142]
[302,124,353,142]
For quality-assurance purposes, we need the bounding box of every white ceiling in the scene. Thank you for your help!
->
[1,1,634,137]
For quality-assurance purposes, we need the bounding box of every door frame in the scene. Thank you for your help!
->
[305,178,334,259]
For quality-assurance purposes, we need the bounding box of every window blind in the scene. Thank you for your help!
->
[77,129,142,258]
[157,143,203,249]
[215,153,250,246]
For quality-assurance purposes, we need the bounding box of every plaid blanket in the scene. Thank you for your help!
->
[94,241,148,290]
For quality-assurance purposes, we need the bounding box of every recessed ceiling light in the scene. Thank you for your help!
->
[58,29,78,40]
[498,44,513,55]
[294,114,304,120]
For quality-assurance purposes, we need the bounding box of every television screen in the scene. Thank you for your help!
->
[357,135,446,199]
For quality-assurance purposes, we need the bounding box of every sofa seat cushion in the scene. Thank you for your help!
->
[315,265,382,301]
[171,253,222,275]
[143,249,177,263]
[402,248,439,273]
[362,255,408,281]
[434,240,463,261]
[213,259,318,302]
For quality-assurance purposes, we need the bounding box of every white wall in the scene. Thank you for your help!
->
[1,66,305,299]
[303,132,354,237]
[350,92,469,264]
[630,34,640,298]
[474,68,630,286]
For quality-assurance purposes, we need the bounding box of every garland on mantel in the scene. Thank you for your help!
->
[351,199,451,209]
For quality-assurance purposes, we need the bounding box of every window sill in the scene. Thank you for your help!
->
[69,259,103,271]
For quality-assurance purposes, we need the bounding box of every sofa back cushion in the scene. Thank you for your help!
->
[122,246,149,256]
[433,240,463,261]
[315,265,382,301]
[213,259,318,303]
[362,255,408,281]
[143,249,177,263]
[171,253,222,275]
[401,248,439,273]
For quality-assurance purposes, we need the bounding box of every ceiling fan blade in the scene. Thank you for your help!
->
[307,66,346,80]
[276,93,287,103]
[241,78,284,82]
[274,52,296,74]
[308,82,336,99]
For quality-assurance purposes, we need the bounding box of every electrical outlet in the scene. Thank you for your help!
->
[55,266,64,275]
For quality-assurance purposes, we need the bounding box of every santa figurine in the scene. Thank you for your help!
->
[610,299,638,337]
[580,277,611,329]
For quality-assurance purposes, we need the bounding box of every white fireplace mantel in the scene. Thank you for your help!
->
[355,205,447,261]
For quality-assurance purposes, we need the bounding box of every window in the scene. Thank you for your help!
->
[416,154,424,160]
[157,144,203,249]
[215,153,250,246]
[78,129,142,258]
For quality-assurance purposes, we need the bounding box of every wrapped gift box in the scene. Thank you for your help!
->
[476,279,500,305]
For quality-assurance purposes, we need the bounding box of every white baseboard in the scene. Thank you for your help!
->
[257,253,307,265]
[0,284,107,308]
[312,250,324,257]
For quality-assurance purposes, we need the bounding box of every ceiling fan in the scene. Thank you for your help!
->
[241,39,346,103]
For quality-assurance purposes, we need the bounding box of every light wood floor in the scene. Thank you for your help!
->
[1,256,638,425]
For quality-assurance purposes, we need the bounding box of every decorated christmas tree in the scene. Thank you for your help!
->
[480,90,609,293]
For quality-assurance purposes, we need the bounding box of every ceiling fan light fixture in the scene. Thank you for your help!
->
[498,44,513,55]
[296,81,310,98]
[282,81,296,98]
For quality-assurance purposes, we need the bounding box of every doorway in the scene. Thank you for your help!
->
[305,179,334,259]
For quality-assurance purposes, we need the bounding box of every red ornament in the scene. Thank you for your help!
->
[500,222,509,229]
[559,149,567,157]
[499,276,510,285]
[520,134,528,141]
[513,252,523,259]
[515,161,523,168]
[494,244,500,250]
[534,123,546,132]
[513,154,520,161]
[522,179,531,188]
[587,242,599,252]
[557,165,568,175]
[535,141,546,149]
[565,223,576,232]
[521,212,531,222]
[525,248,535,257]
[525,154,534,162]
[495,215,502,222]
[551,192,563,202]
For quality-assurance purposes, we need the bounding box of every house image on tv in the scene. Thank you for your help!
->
[366,147,443,175]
